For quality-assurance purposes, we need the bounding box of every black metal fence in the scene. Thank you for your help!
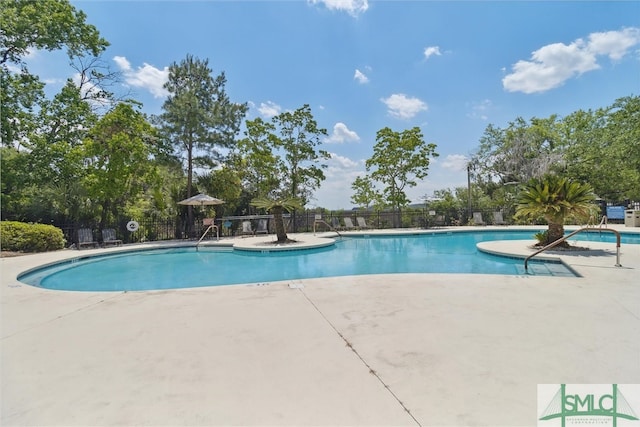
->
[58,207,536,247]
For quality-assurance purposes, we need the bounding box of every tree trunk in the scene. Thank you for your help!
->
[99,200,109,230]
[186,138,194,237]
[547,222,567,247]
[273,206,288,243]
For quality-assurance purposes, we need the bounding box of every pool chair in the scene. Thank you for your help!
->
[256,219,269,234]
[472,212,486,226]
[241,220,254,236]
[331,217,341,230]
[77,228,98,249]
[101,228,122,246]
[493,211,507,225]
[343,217,357,230]
[433,214,445,227]
[356,216,371,229]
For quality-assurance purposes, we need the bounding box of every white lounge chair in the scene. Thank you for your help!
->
[343,217,356,230]
[256,219,269,234]
[493,211,507,225]
[241,220,254,236]
[331,217,341,229]
[356,216,371,229]
[472,212,486,226]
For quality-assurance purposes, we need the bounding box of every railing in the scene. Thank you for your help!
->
[524,227,622,270]
[195,218,219,250]
[312,217,342,237]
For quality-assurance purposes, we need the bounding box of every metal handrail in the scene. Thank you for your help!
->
[195,225,219,250]
[313,219,342,237]
[524,227,622,270]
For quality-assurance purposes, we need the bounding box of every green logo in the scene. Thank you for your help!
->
[539,384,639,427]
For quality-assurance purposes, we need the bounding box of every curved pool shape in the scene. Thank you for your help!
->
[19,230,638,292]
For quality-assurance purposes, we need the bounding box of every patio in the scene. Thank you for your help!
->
[2,226,639,425]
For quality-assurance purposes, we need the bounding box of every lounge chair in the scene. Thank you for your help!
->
[331,217,341,230]
[356,216,371,229]
[77,228,98,249]
[493,211,507,225]
[256,219,269,234]
[343,217,356,230]
[433,215,445,227]
[241,220,254,236]
[101,228,122,246]
[472,212,486,226]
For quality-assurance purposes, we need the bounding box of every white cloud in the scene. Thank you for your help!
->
[325,122,360,143]
[424,46,441,60]
[380,93,428,120]
[113,55,131,71]
[113,56,169,98]
[441,154,469,172]
[309,0,369,16]
[257,101,282,118]
[467,99,492,120]
[588,27,640,60]
[503,27,640,94]
[328,152,360,169]
[354,68,369,84]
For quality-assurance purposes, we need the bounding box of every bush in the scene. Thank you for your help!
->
[0,221,66,252]
[534,230,549,246]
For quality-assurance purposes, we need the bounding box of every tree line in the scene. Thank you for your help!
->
[2,0,638,238]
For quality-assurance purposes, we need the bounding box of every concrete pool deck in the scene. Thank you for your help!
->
[1,225,639,426]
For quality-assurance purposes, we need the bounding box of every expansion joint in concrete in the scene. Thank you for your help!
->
[294,286,422,427]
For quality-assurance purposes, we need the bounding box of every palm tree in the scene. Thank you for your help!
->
[515,175,596,246]
[250,197,303,243]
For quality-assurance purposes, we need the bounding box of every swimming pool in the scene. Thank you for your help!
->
[18,229,638,292]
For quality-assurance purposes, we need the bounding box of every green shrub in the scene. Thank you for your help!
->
[0,221,66,252]
[534,230,549,246]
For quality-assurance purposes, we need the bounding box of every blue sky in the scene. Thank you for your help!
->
[26,1,640,209]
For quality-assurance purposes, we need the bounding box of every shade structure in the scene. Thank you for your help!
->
[177,193,225,206]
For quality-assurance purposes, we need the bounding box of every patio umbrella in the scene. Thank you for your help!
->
[178,193,225,238]
[177,193,225,206]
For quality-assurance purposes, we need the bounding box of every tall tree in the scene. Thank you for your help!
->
[561,96,640,201]
[473,116,562,185]
[158,54,247,230]
[83,103,158,228]
[350,175,381,209]
[235,105,329,230]
[364,127,438,226]
[1,0,109,146]
[233,117,279,200]
[271,104,330,205]
[0,66,44,147]
[197,167,242,217]
[0,0,108,66]
[28,81,97,186]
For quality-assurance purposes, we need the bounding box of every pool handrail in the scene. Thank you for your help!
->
[196,218,219,250]
[313,215,342,237]
[524,227,622,270]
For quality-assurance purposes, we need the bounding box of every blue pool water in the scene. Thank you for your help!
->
[19,230,638,292]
